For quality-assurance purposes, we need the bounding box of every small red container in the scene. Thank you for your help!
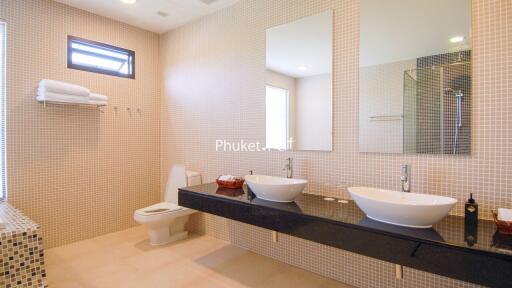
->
[216,178,245,189]
[492,211,512,235]
[216,187,244,197]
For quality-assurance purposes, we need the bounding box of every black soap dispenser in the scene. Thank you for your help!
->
[465,193,478,225]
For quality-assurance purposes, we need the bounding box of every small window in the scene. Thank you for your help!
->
[67,36,135,79]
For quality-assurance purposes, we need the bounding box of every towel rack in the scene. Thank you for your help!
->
[39,100,106,112]
[369,115,403,121]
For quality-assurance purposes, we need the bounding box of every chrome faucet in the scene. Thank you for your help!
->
[401,164,410,192]
[283,158,293,179]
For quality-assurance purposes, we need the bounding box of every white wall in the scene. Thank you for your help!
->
[360,0,471,67]
[295,73,332,151]
[359,59,416,153]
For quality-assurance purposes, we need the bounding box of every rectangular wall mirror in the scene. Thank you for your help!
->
[359,0,472,154]
[265,11,333,151]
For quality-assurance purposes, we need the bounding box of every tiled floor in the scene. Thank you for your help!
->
[45,226,353,288]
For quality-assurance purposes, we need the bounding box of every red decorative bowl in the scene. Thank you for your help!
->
[492,211,512,235]
[216,178,245,189]
[216,187,244,197]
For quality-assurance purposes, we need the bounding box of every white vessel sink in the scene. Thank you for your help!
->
[348,187,457,228]
[245,175,307,202]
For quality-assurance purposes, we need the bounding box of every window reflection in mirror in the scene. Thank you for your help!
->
[265,86,289,150]
[265,11,333,151]
[359,0,472,155]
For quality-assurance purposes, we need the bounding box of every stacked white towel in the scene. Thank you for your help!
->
[88,93,108,106]
[218,175,242,181]
[37,91,89,104]
[39,79,90,97]
[37,79,89,104]
[37,79,109,106]
[498,208,512,221]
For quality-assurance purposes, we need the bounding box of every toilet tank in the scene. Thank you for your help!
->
[186,171,202,186]
[164,165,202,203]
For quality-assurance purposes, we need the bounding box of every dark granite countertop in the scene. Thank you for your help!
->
[180,183,512,259]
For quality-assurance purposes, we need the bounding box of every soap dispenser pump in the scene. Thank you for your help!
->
[465,193,478,225]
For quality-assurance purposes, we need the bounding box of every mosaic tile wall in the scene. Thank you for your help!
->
[0,0,161,248]
[0,202,47,288]
[161,0,511,287]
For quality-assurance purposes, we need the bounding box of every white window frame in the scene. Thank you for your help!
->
[0,21,7,200]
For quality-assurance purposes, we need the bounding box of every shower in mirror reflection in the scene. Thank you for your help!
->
[359,0,472,155]
[402,58,471,155]
[445,88,464,154]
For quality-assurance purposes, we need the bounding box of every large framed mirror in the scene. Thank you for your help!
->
[265,11,333,151]
[359,0,472,154]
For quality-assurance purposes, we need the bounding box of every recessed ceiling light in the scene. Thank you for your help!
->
[120,0,136,4]
[298,65,307,71]
[450,36,464,43]
[200,0,219,4]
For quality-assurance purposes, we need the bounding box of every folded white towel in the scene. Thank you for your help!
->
[218,175,241,181]
[38,87,89,98]
[89,93,108,102]
[37,91,89,104]
[498,208,512,221]
[39,79,90,97]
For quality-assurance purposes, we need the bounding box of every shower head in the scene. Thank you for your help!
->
[444,88,454,94]
[444,88,464,98]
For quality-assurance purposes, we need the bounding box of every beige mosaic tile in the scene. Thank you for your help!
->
[0,0,161,248]
[161,0,511,287]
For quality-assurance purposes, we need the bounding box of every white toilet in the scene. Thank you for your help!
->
[134,165,201,245]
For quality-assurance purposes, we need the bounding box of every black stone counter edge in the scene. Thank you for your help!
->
[179,189,512,288]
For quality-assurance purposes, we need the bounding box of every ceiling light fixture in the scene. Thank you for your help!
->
[200,0,219,4]
[120,0,136,4]
[449,36,464,43]
[298,65,307,71]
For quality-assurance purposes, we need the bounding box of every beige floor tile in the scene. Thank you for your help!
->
[259,265,349,288]
[197,246,285,287]
[46,226,352,288]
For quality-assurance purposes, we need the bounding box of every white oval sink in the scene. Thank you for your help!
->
[348,187,457,228]
[245,175,307,202]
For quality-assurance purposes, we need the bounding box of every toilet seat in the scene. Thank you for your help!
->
[134,167,200,245]
[135,202,184,217]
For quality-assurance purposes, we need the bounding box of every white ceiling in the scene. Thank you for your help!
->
[55,0,240,34]
[266,11,333,78]
[360,0,471,67]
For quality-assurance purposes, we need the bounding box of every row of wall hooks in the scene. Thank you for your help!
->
[40,101,143,115]
[113,106,142,114]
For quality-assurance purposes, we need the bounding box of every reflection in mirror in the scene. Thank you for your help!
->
[266,11,333,151]
[359,0,472,154]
